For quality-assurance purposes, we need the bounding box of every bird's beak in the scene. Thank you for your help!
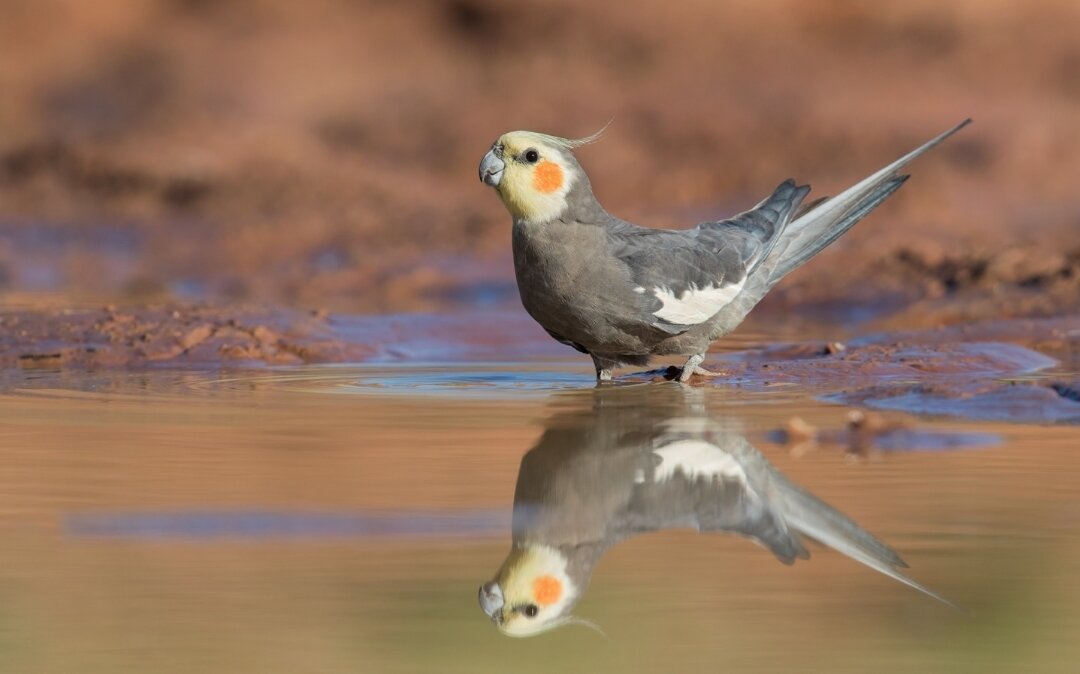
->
[479,150,504,187]
[478,580,505,624]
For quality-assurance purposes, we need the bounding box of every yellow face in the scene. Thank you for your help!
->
[479,544,578,637]
[479,131,578,225]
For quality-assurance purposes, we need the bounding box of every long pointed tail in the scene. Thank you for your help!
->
[776,477,959,609]
[766,119,971,283]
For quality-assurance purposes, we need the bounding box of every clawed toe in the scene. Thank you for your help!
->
[690,366,724,378]
[677,366,726,383]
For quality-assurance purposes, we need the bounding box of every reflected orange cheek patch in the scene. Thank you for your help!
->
[532,575,563,606]
[532,161,563,194]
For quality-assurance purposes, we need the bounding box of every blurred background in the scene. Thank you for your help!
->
[1,0,1078,322]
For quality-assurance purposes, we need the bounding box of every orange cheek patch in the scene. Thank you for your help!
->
[532,575,563,606]
[532,161,564,194]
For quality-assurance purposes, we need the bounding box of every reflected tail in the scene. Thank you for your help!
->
[779,478,960,610]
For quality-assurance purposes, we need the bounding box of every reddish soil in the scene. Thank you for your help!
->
[1,1,1079,372]
[2,1,1079,315]
[1,305,368,369]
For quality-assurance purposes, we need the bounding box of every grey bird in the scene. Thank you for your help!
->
[479,120,971,382]
[478,385,954,637]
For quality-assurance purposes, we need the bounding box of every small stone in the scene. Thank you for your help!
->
[785,416,817,443]
[179,324,214,351]
[824,341,846,355]
[252,325,278,344]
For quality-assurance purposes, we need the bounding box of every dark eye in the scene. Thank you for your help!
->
[523,604,539,618]
[524,149,539,163]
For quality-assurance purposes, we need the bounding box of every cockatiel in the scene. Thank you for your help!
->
[478,385,952,637]
[479,120,971,382]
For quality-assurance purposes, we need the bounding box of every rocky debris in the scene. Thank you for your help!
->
[716,340,1057,388]
[0,305,369,369]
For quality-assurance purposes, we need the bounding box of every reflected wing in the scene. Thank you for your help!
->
[617,428,956,607]
[615,435,810,563]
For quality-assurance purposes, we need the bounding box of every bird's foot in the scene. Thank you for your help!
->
[659,365,727,383]
[669,353,724,383]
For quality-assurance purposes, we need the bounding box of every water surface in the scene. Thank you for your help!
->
[0,361,1077,673]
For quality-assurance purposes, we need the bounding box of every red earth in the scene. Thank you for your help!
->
[1,0,1079,368]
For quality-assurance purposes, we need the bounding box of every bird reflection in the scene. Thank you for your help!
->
[478,384,951,637]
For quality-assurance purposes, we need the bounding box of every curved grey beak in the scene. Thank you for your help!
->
[478,580,505,623]
[479,150,504,187]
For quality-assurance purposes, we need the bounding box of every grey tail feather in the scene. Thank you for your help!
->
[742,179,812,274]
[776,476,907,567]
[752,178,813,232]
[792,195,829,220]
[771,175,908,279]
[777,477,960,610]
[765,118,971,284]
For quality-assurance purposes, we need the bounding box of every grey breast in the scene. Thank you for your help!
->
[512,219,654,356]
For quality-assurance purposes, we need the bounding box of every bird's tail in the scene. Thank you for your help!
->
[774,475,959,609]
[764,119,971,284]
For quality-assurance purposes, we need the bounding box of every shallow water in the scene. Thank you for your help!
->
[1,358,1078,673]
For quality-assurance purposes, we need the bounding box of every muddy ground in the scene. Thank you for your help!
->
[1,0,1079,369]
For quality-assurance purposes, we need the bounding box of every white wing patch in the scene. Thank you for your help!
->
[651,279,745,326]
[653,439,748,484]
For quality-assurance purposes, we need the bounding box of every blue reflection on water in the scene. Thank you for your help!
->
[66,509,509,539]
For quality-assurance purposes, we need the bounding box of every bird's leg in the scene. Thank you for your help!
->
[677,353,724,383]
[591,354,616,383]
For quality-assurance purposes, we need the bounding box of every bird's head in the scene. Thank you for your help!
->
[477,544,581,637]
[478,127,606,225]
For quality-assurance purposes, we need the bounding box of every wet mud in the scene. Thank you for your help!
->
[828,380,1080,424]
[1,304,1078,426]
[0,304,365,368]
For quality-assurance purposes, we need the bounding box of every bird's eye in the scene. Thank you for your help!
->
[523,604,539,618]
[524,149,539,163]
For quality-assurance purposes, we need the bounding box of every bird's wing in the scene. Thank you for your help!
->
[609,231,751,334]
[694,178,812,275]
[608,180,810,333]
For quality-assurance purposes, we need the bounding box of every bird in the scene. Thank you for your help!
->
[477,384,954,637]
[479,119,971,382]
